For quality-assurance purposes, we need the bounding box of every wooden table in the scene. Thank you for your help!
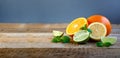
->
[0,23,120,58]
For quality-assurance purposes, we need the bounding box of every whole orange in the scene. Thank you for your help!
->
[87,15,112,36]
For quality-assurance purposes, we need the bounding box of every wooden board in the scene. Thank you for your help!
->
[0,33,119,58]
[0,33,119,48]
[0,23,119,58]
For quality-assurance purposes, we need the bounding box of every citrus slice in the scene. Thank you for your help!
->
[66,17,88,35]
[73,30,90,43]
[53,30,64,36]
[88,22,107,41]
[101,37,117,44]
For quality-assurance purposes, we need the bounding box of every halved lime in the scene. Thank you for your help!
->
[73,30,90,43]
[101,37,117,44]
[52,30,64,36]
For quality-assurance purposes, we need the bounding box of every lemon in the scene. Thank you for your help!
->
[88,22,107,41]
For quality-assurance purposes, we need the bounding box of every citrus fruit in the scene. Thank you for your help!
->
[87,15,112,36]
[101,37,117,44]
[73,30,90,43]
[66,17,88,36]
[61,36,70,43]
[53,30,64,36]
[88,22,107,41]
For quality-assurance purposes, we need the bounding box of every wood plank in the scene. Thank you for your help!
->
[0,23,119,58]
[0,33,119,58]
[0,23,119,34]
[0,33,119,48]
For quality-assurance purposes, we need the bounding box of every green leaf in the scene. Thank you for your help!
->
[96,42,104,47]
[80,24,87,30]
[103,42,112,47]
[52,36,61,43]
[87,28,92,33]
[61,36,70,43]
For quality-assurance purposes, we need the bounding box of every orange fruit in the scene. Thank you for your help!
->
[87,15,112,36]
[88,22,107,41]
[66,17,88,36]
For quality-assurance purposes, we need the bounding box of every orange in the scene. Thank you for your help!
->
[66,17,88,36]
[88,22,107,41]
[87,15,112,36]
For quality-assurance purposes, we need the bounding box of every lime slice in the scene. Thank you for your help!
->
[73,30,90,43]
[53,30,64,36]
[101,37,117,44]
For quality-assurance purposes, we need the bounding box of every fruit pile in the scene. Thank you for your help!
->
[51,15,117,47]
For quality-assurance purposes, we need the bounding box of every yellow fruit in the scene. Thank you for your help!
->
[66,17,88,36]
[88,22,107,41]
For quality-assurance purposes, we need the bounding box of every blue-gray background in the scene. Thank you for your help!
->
[0,0,120,24]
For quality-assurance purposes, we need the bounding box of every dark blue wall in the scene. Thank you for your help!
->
[0,0,120,23]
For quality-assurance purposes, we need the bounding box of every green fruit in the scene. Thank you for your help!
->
[61,36,70,43]
[73,30,90,43]
[53,30,64,36]
[52,36,61,43]
[101,37,117,44]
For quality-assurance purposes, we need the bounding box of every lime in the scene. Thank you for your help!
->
[53,30,64,36]
[61,36,70,43]
[101,37,117,44]
[73,30,90,43]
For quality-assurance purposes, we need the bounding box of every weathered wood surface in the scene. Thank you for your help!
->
[0,23,119,33]
[0,23,119,58]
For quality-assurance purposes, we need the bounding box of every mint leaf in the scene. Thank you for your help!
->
[61,36,70,43]
[96,42,104,47]
[80,24,87,30]
[87,28,92,33]
[52,36,61,43]
[103,42,112,47]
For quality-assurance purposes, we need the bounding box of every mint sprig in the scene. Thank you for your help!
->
[80,24,92,33]
[96,42,112,47]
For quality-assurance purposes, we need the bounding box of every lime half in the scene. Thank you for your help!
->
[73,30,90,43]
[101,37,117,44]
[53,30,64,36]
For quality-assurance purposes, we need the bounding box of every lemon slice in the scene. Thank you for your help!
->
[88,22,107,41]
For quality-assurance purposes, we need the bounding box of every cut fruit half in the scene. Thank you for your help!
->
[52,30,64,36]
[101,37,117,44]
[73,30,90,43]
[88,22,107,41]
[66,17,88,35]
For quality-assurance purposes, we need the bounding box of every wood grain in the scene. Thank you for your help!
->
[0,23,119,58]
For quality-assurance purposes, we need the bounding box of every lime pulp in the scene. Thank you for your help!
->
[73,30,90,43]
[53,30,64,36]
[101,37,117,44]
